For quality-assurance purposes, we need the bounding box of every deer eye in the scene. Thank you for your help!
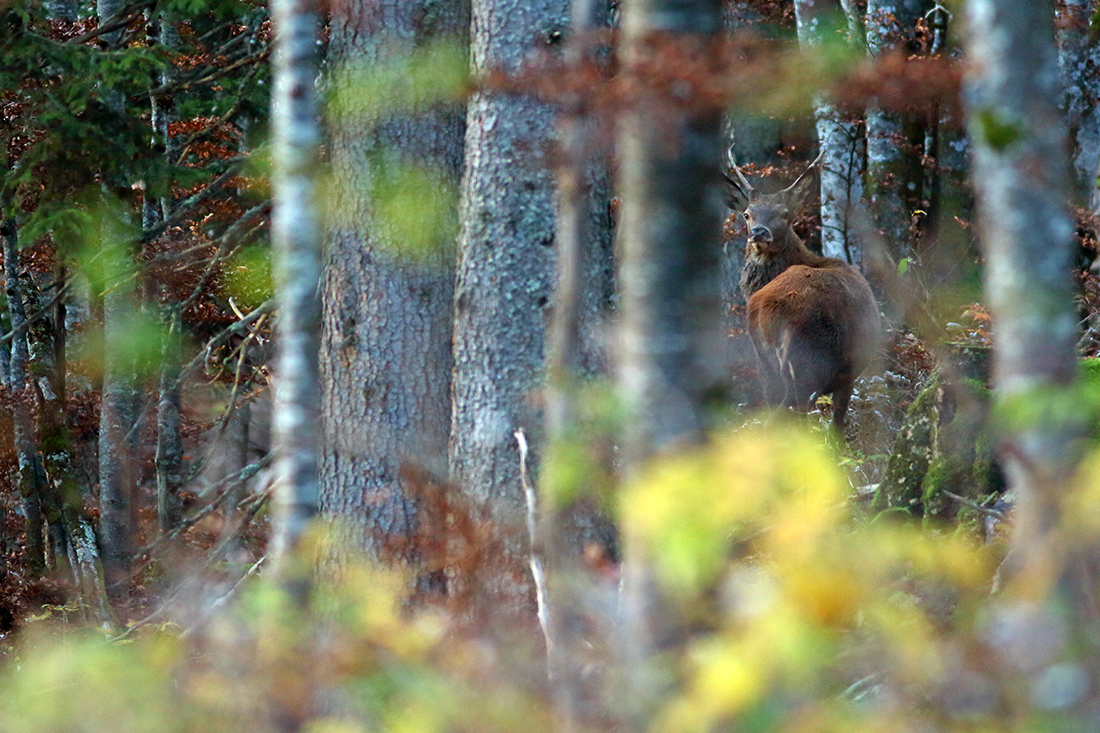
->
[780,210,790,220]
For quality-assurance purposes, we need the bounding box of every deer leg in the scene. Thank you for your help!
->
[832,381,854,433]
[749,334,784,406]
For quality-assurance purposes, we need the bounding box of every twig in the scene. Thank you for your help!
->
[0,280,72,346]
[152,48,270,98]
[176,201,271,314]
[133,451,273,560]
[179,554,267,638]
[942,490,1007,521]
[517,429,553,666]
[142,159,246,243]
[119,299,275,453]
[68,0,157,46]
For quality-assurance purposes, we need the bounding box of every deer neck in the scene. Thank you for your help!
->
[739,235,825,300]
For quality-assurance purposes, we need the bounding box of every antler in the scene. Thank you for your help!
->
[724,143,756,197]
[778,150,824,203]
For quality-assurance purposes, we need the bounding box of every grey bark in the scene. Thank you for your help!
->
[616,0,725,723]
[155,309,183,534]
[1057,0,1100,205]
[146,13,184,534]
[147,12,180,228]
[97,0,141,604]
[44,0,76,21]
[98,279,140,601]
[865,0,925,256]
[964,0,1096,716]
[919,5,972,284]
[795,0,865,263]
[449,0,566,619]
[28,268,115,625]
[319,0,467,566]
[541,1,615,726]
[270,0,322,567]
[1,222,48,576]
[24,270,66,567]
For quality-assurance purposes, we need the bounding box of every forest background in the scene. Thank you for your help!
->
[2,0,1100,731]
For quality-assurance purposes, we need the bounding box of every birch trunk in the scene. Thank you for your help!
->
[795,0,864,263]
[270,0,322,568]
[865,0,925,256]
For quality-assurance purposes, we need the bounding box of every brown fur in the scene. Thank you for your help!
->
[725,157,881,431]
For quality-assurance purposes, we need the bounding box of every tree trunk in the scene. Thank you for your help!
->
[319,1,467,570]
[96,0,142,606]
[964,0,1097,719]
[1057,0,1100,204]
[146,13,184,536]
[795,0,864,263]
[865,0,925,256]
[155,309,183,534]
[1,220,48,576]
[616,0,725,723]
[270,0,322,573]
[97,277,140,603]
[448,0,566,622]
[540,0,616,725]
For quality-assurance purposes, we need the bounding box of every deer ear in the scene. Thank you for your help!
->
[782,151,823,212]
[722,171,753,212]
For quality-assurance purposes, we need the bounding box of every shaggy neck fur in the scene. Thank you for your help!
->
[739,234,833,300]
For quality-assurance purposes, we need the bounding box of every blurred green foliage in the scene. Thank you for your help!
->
[222,244,274,310]
[326,39,469,122]
[322,37,466,262]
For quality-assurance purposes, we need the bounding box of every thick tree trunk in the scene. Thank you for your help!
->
[964,0,1097,718]
[319,1,467,567]
[616,0,725,723]
[795,0,864,263]
[449,0,566,622]
[270,0,322,570]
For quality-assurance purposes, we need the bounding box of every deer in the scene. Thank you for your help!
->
[724,152,881,433]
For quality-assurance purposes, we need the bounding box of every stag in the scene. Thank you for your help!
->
[725,153,881,432]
